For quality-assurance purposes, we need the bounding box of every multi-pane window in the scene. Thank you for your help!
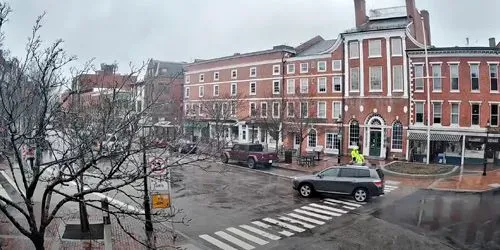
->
[392,122,403,150]
[185,87,190,98]
[250,67,257,77]
[273,65,280,75]
[214,72,219,81]
[249,82,256,95]
[317,61,327,72]
[261,102,267,118]
[272,102,280,118]
[231,83,237,96]
[231,69,238,79]
[317,77,327,93]
[370,66,382,91]
[471,104,480,125]
[433,102,442,124]
[333,76,342,92]
[287,64,295,74]
[470,64,479,91]
[332,101,341,119]
[300,78,309,93]
[349,120,360,147]
[326,133,340,152]
[369,40,382,57]
[273,80,280,94]
[250,102,257,117]
[393,65,403,91]
[308,129,317,148]
[332,60,342,71]
[350,68,359,91]
[300,63,309,73]
[287,79,295,94]
[415,102,424,123]
[451,103,459,125]
[391,37,402,56]
[415,65,424,91]
[199,74,204,82]
[230,102,236,115]
[287,102,295,117]
[300,102,308,118]
[185,75,190,83]
[349,41,359,58]
[491,104,499,127]
[199,86,204,97]
[317,101,326,118]
[450,64,459,91]
[213,85,219,96]
[490,64,498,91]
[432,64,442,91]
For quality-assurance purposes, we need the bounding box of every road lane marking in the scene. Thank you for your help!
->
[226,227,268,245]
[342,205,356,210]
[287,213,325,225]
[0,183,12,204]
[215,231,255,250]
[301,206,342,217]
[239,225,281,240]
[199,234,238,250]
[293,209,332,220]
[324,198,362,207]
[309,203,348,214]
[251,221,294,237]
[262,218,305,233]
[278,216,315,229]
[385,180,400,185]
[1,170,25,197]
[385,185,398,189]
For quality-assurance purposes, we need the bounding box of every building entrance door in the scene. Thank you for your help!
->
[369,129,381,157]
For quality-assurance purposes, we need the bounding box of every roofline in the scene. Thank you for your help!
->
[341,26,406,35]
[406,47,500,54]
[186,47,296,66]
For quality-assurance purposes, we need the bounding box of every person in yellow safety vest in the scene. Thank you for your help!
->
[351,146,365,165]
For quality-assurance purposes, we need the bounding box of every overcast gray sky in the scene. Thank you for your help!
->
[3,0,499,73]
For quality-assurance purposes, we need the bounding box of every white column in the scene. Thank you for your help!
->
[461,135,465,167]
[402,35,409,98]
[405,138,410,160]
[238,125,243,142]
[344,40,350,97]
[359,39,364,97]
[386,36,392,97]
[245,125,249,142]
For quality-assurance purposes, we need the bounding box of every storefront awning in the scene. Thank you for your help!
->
[408,132,462,142]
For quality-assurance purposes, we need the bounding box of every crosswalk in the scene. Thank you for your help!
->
[198,185,399,250]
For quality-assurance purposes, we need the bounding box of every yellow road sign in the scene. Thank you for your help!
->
[152,194,170,209]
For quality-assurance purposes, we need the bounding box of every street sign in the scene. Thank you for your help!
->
[149,157,166,176]
[151,193,170,209]
[150,178,169,191]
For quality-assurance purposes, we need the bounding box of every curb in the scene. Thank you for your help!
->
[425,186,500,194]
[381,162,459,179]
[273,164,313,174]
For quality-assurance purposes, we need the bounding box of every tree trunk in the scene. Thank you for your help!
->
[79,174,90,232]
[31,232,45,250]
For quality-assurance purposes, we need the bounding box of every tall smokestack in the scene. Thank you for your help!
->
[421,10,431,45]
[354,0,368,27]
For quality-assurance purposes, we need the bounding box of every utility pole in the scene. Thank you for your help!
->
[142,133,154,248]
[422,17,431,165]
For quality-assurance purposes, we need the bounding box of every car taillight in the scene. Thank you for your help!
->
[374,181,383,188]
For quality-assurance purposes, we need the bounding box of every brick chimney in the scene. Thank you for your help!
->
[354,0,368,27]
[406,0,416,18]
[421,10,431,45]
[489,38,496,48]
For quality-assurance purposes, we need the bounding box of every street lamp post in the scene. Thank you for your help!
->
[483,120,490,176]
[336,116,343,165]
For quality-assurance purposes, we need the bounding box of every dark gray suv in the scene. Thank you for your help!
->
[292,165,385,202]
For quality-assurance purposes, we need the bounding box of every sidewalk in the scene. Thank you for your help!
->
[275,155,389,174]
[429,169,500,192]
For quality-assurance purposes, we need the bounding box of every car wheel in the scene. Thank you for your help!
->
[221,154,229,163]
[247,158,256,169]
[353,188,369,202]
[298,183,313,198]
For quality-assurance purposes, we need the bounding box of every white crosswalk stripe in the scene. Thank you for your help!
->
[323,200,357,210]
[342,205,356,210]
[287,213,325,225]
[385,185,398,189]
[301,206,342,217]
[324,198,363,207]
[309,203,348,214]
[239,225,281,240]
[278,216,315,229]
[199,234,238,250]
[226,227,269,246]
[215,231,255,250]
[0,184,12,204]
[293,209,332,220]
[251,221,294,237]
[262,218,305,232]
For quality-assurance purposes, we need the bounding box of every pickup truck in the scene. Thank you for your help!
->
[221,143,279,169]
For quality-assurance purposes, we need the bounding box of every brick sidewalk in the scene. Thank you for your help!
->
[430,169,500,192]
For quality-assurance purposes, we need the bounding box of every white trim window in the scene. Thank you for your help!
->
[349,41,359,59]
[287,79,295,94]
[432,64,442,92]
[199,86,204,97]
[433,102,442,125]
[414,64,424,91]
[317,61,327,72]
[308,129,317,148]
[300,78,309,93]
[470,63,480,91]
[325,133,340,153]
[471,103,480,126]
[415,102,424,123]
[272,102,280,118]
[249,67,257,77]
[333,76,342,92]
[249,102,257,117]
[391,121,403,151]
[273,80,280,94]
[260,102,268,118]
[369,66,383,92]
[230,103,236,116]
[368,40,382,57]
[391,37,402,56]
[350,68,360,92]
[199,74,205,82]
[349,120,360,147]
[213,72,219,81]
[213,84,219,96]
[231,69,238,79]
[332,60,342,71]
[393,65,403,92]
[273,64,281,75]
[317,101,326,118]
[249,81,256,95]
[332,101,341,119]
[197,104,202,116]
[450,64,459,91]
[287,102,295,117]
[300,63,309,73]
[300,102,308,118]
[491,104,499,127]
[231,83,237,96]
[287,64,295,74]
[451,103,460,125]
[317,77,327,93]
[185,75,190,84]
[185,87,190,98]
[490,64,498,92]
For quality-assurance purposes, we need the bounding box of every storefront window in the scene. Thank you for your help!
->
[445,142,461,156]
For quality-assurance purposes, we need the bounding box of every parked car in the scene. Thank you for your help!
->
[221,143,279,169]
[292,165,385,202]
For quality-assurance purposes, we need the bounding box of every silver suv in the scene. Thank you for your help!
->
[292,165,385,202]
